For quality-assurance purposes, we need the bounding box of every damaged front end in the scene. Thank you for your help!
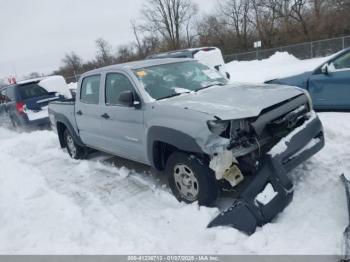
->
[205,94,325,234]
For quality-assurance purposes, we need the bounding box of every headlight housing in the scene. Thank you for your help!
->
[207,120,230,137]
[303,90,313,111]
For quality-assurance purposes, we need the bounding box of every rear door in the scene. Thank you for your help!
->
[308,51,350,109]
[75,74,104,149]
[100,72,146,163]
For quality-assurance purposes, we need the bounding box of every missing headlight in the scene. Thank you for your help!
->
[207,120,230,138]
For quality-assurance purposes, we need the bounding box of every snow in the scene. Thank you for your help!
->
[173,87,192,94]
[0,113,348,254]
[38,75,72,99]
[226,52,330,83]
[67,82,77,90]
[0,52,349,254]
[255,183,278,206]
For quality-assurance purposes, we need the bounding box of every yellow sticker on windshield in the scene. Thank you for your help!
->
[136,70,147,77]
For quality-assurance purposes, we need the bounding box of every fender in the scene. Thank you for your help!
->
[147,126,204,169]
[53,112,85,147]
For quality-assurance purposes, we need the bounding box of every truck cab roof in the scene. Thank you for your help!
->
[82,58,193,76]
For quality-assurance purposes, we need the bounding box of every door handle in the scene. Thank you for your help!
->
[76,110,83,116]
[101,113,110,119]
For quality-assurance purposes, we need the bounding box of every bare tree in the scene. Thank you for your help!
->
[217,0,253,49]
[140,0,198,49]
[115,45,137,63]
[62,52,83,76]
[131,20,144,57]
[95,38,114,66]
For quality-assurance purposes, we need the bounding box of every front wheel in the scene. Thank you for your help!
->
[166,152,219,206]
[64,129,87,159]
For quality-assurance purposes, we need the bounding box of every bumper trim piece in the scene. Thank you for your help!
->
[208,114,325,235]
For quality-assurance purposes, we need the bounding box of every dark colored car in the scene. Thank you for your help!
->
[0,80,61,129]
[266,48,350,110]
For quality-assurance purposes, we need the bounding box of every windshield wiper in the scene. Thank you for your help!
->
[157,91,191,101]
[195,82,225,92]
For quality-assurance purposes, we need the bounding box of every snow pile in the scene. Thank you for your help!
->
[38,75,72,99]
[0,113,348,254]
[67,82,77,90]
[226,52,330,83]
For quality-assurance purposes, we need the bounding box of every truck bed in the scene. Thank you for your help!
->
[48,100,78,134]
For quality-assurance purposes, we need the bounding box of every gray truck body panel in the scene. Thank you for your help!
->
[48,58,325,234]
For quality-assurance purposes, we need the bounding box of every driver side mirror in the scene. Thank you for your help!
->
[119,90,140,108]
[321,63,336,75]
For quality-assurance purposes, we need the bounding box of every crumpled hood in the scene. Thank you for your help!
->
[157,83,305,120]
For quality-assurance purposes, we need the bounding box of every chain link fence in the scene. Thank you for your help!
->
[223,35,350,63]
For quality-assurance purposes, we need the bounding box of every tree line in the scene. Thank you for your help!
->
[53,0,350,81]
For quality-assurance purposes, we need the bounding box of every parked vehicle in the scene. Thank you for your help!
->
[147,47,231,79]
[0,80,62,129]
[266,47,350,110]
[49,58,325,234]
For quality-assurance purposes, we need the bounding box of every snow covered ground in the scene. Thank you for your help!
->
[0,53,349,255]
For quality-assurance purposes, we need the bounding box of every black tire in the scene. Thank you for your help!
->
[10,117,21,130]
[166,152,219,206]
[64,129,87,159]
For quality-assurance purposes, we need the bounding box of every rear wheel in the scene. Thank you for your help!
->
[166,152,219,206]
[10,117,21,130]
[64,129,87,159]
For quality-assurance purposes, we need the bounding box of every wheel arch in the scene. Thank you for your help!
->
[147,126,204,171]
[54,113,85,148]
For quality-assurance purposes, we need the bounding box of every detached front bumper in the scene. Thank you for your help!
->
[208,112,325,234]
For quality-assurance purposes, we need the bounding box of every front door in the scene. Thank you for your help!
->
[75,74,104,149]
[100,72,145,163]
[309,51,350,109]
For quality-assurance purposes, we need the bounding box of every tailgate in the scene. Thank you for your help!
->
[24,95,59,121]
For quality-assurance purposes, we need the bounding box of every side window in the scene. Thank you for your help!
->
[105,73,135,106]
[333,52,350,70]
[80,75,101,104]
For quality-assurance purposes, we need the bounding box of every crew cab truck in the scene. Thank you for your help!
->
[49,58,325,234]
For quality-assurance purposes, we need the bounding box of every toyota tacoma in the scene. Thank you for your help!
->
[48,58,325,234]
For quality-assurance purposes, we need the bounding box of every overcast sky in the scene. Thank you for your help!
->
[0,0,216,79]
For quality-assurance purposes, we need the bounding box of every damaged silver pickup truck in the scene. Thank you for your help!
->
[48,58,325,234]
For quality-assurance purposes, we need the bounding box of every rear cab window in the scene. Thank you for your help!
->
[17,83,48,100]
[80,75,101,104]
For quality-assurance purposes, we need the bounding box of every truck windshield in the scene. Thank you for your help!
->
[133,61,228,100]
[18,83,49,100]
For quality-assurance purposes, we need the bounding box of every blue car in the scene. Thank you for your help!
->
[267,48,350,110]
[0,80,61,129]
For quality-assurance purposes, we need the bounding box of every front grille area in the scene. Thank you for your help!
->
[268,104,309,135]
